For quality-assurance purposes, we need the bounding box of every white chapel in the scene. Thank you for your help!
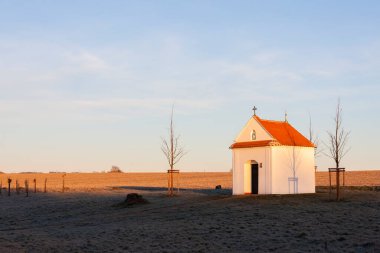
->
[230,109,315,195]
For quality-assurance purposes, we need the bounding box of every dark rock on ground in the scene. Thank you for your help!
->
[113,193,149,208]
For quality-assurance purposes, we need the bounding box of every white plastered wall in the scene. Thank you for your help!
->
[232,146,272,195]
[270,146,315,194]
[235,117,273,142]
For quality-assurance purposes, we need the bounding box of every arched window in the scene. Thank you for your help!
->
[251,130,256,140]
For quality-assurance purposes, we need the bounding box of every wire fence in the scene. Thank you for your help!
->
[0,172,233,193]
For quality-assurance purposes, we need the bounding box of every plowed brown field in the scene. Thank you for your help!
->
[1,170,378,192]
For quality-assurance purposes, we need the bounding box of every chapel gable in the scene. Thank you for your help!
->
[235,116,273,142]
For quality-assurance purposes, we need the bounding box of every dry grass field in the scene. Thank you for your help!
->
[0,171,379,252]
[0,172,232,193]
[316,170,380,186]
[1,170,378,193]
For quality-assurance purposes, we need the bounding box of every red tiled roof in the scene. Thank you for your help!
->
[255,116,315,147]
[230,116,315,149]
[230,140,278,149]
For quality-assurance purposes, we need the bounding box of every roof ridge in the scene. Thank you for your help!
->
[254,115,314,148]
[256,117,287,124]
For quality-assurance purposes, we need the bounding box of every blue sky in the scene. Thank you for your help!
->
[0,1,379,172]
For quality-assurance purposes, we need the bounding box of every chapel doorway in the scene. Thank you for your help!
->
[251,163,259,194]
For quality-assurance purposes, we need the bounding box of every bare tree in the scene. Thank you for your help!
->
[309,116,322,161]
[285,122,302,194]
[324,99,350,200]
[325,99,350,168]
[161,106,186,195]
[287,144,302,194]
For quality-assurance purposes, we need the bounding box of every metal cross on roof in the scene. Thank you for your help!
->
[252,106,258,116]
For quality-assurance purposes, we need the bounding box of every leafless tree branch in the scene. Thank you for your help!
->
[309,115,323,158]
[161,105,187,170]
[323,99,350,168]
[284,123,302,179]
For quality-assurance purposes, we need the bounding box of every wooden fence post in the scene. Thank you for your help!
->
[62,173,66,193]
[7,178,12,196]
[329,168,345,201]
[328,170,332,199]
[44,178,47,193]
[25,180,29,197]
[16,180,20,195]
[177,172,180,193]
[167,170,179,196]
[336,169,340,201]
[33,178,37,193]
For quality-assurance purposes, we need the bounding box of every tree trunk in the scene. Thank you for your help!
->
[336,168,340,201]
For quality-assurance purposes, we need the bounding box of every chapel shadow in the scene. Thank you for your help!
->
[118,186,232,195]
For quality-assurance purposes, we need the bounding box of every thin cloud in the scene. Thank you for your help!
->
[64,51,109,72]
